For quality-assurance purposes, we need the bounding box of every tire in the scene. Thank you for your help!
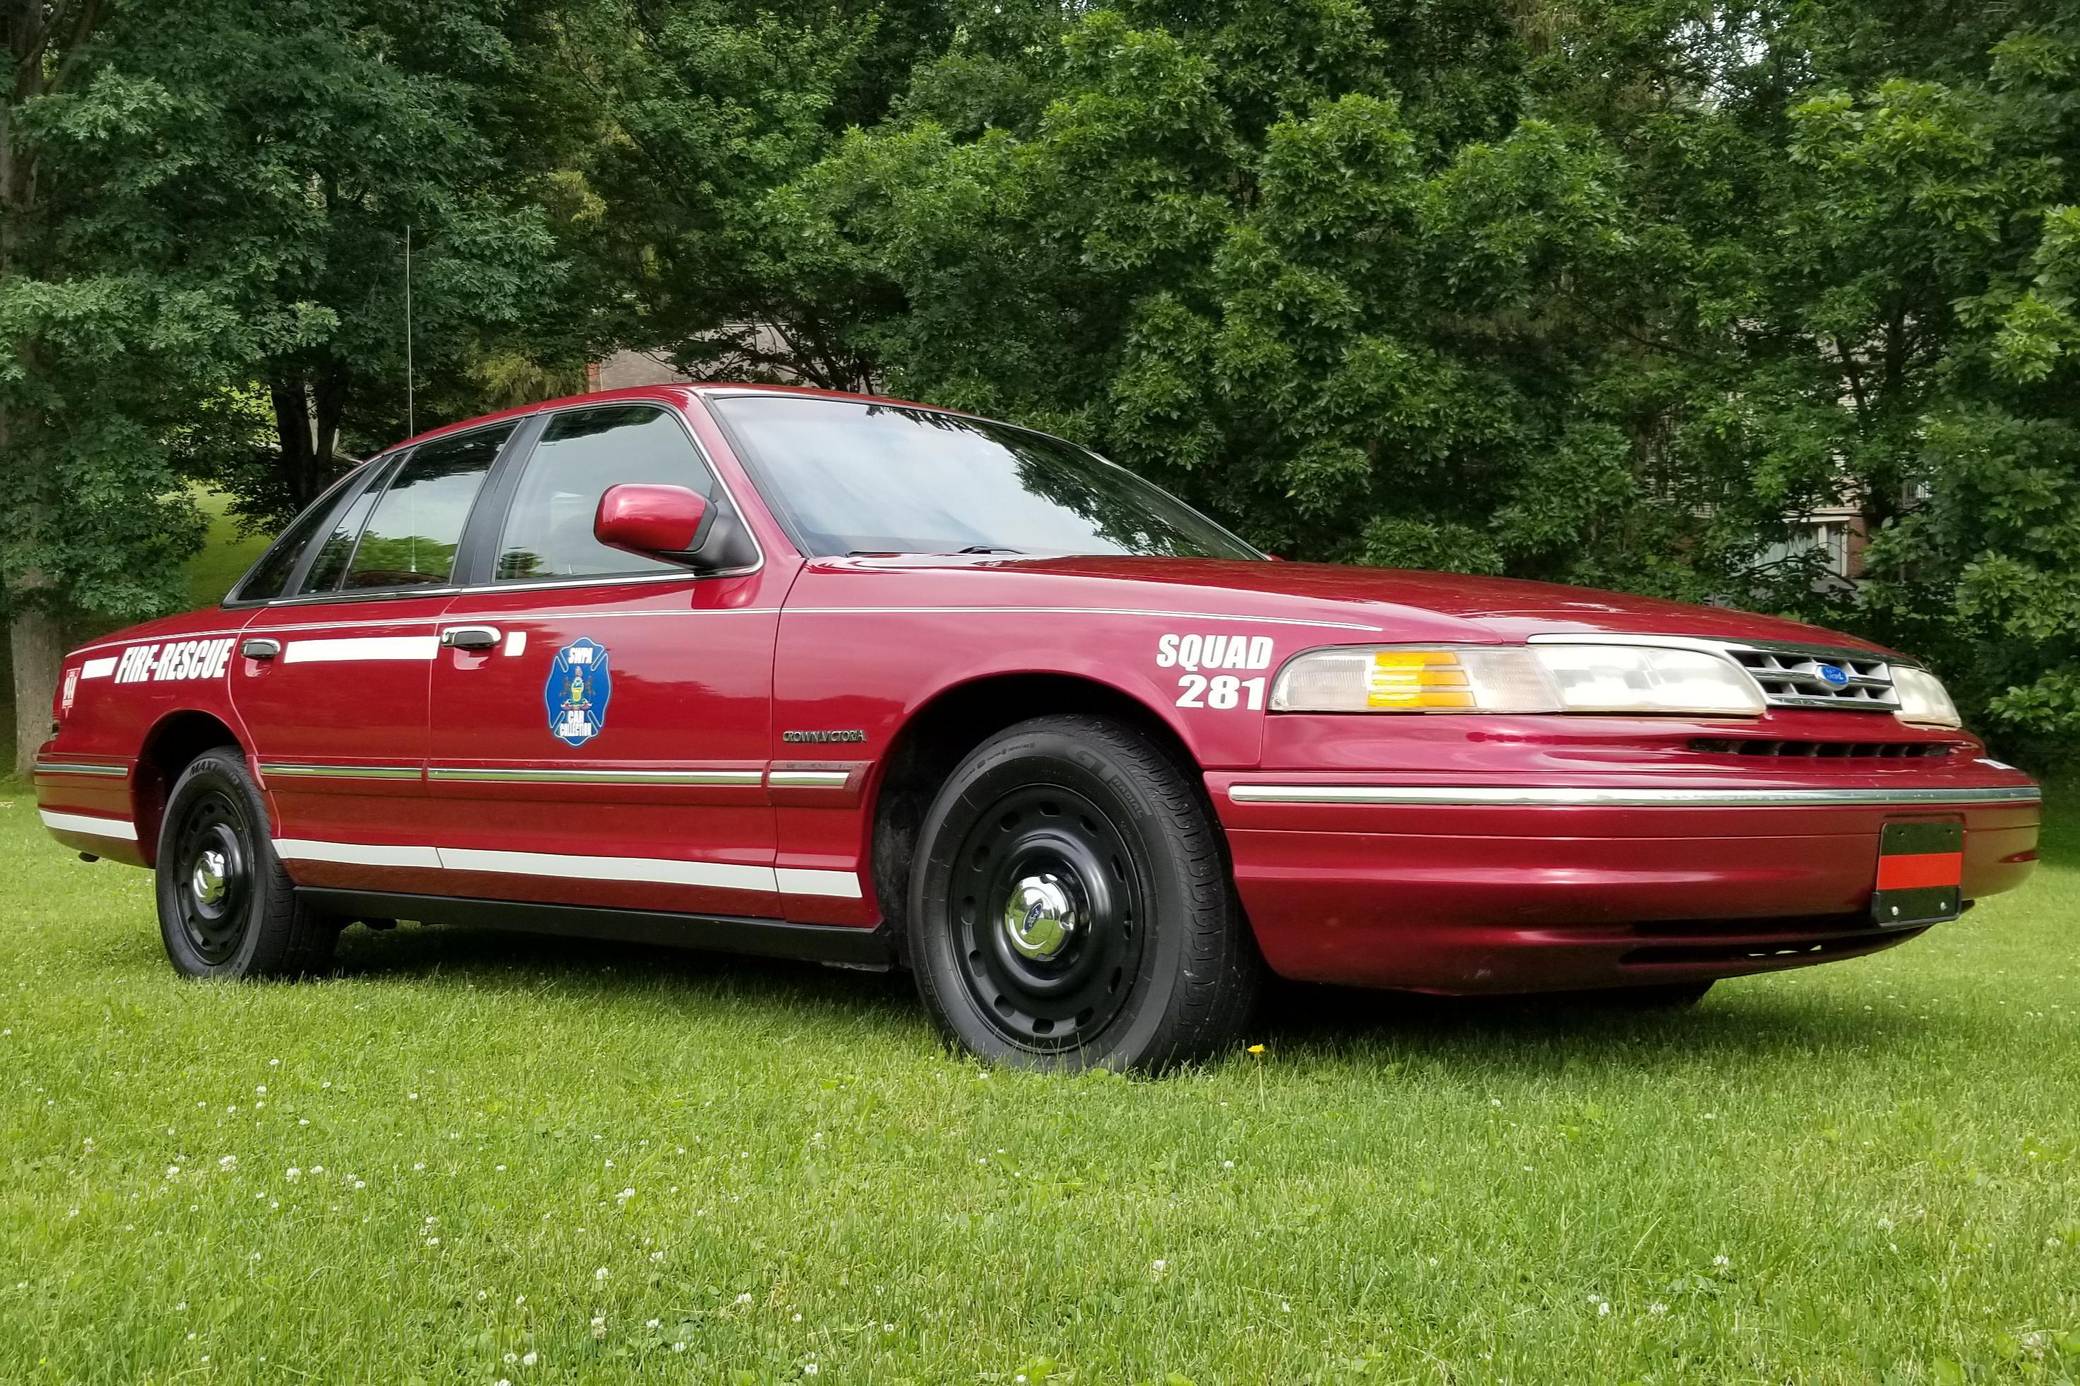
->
[155,748,338,979]
[906,714,1261,1071]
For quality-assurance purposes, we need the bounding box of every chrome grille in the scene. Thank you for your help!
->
[1726,646,1898,711]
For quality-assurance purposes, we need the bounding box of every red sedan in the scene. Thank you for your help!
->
[33,385,2043,1068]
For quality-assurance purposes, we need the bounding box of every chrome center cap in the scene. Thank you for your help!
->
[192,849,229,907]
[1003,873,1077,961]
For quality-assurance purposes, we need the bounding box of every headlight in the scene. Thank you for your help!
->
[1892,665,1961,728]
[1270,644,1766,716]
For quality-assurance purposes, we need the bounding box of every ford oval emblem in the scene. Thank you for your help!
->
[1817,662,1849,687]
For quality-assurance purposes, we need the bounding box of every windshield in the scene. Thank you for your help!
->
[710,395,1260,560]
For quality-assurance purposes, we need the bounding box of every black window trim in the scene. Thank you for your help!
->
[700,389,1264,563]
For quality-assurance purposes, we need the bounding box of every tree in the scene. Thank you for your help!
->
[550,0,950,389]
[69,0,585,531]
[2,0,225,773]
[766,0,2080,763]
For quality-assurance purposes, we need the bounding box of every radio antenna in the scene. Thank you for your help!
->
[404,225,416,436]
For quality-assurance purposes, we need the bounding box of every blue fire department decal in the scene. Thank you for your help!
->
[545,637,612,747]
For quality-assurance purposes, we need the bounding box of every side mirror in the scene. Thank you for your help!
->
[595,483,710,560]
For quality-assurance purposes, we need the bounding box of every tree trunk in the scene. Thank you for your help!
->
[10,604,62,774]
[270,375,318,508]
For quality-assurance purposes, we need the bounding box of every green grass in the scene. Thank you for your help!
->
[1,790,2074,1384]
[185,491,272,609]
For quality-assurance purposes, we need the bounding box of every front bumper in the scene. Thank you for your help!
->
[1211,774,2042,993]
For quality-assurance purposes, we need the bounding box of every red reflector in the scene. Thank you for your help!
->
[1877,851,1964,891]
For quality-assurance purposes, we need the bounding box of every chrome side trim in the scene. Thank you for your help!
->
[260,763,422,781]
[767,769,854,789]
[1226,784,2042,809]
[427,766,764,787]
[32,761,129,779]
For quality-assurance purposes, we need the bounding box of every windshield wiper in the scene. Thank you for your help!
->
[955,545,1024,555]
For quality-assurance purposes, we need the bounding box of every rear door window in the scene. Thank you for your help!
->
[309,425,509,594]
[230,465,371,603]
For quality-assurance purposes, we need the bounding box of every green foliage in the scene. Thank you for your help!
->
[743,2,2080,763]
[14,0,2080,763]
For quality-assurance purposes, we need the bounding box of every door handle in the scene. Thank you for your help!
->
[241,637,282,660]
[440,625,502,651]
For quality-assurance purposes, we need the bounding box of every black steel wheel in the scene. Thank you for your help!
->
[155,749,338,979]
[166,782,256,966]
[946,782,1149,1050]
[908,714,1261,1070]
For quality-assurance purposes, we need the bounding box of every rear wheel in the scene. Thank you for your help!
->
[907,714,1260,1070]
[155,749,338,979]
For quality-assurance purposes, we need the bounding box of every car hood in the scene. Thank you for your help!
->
[826,554,1894,654]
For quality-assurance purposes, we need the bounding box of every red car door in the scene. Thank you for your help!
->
[234,424,514,887]
[425,401,793,920]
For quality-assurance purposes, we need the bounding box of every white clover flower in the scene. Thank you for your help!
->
[735,1293,753,1305]
[615,1188,635,1203]
[285,1168,300,1181]
[594,1267,609,1282]
[1648,1302,1668,1316]
[217,1155,236,1171]
[672,1342,686,1353]
[646,1318,661,1329]
[165,1165,180,1179]
[1713,1254,1731,1269]
[520,1351,537,1367]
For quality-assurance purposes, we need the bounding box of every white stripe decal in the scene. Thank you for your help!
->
[438,846,774,892]
[39,810,139,841]
[267,838,863,898]
[775,867,864,900]
[79,656,119,679]
[282,635,440,665]
[274,839,444,868]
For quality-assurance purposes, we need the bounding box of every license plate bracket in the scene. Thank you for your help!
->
[1871,819,1964,928]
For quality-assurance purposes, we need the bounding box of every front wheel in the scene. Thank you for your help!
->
[907,714,1261,1071]
[155,749,338,979]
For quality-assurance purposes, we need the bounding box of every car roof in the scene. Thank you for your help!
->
[384,382,966,455]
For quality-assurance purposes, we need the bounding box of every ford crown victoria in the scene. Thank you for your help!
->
[32,385,2043,1068]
